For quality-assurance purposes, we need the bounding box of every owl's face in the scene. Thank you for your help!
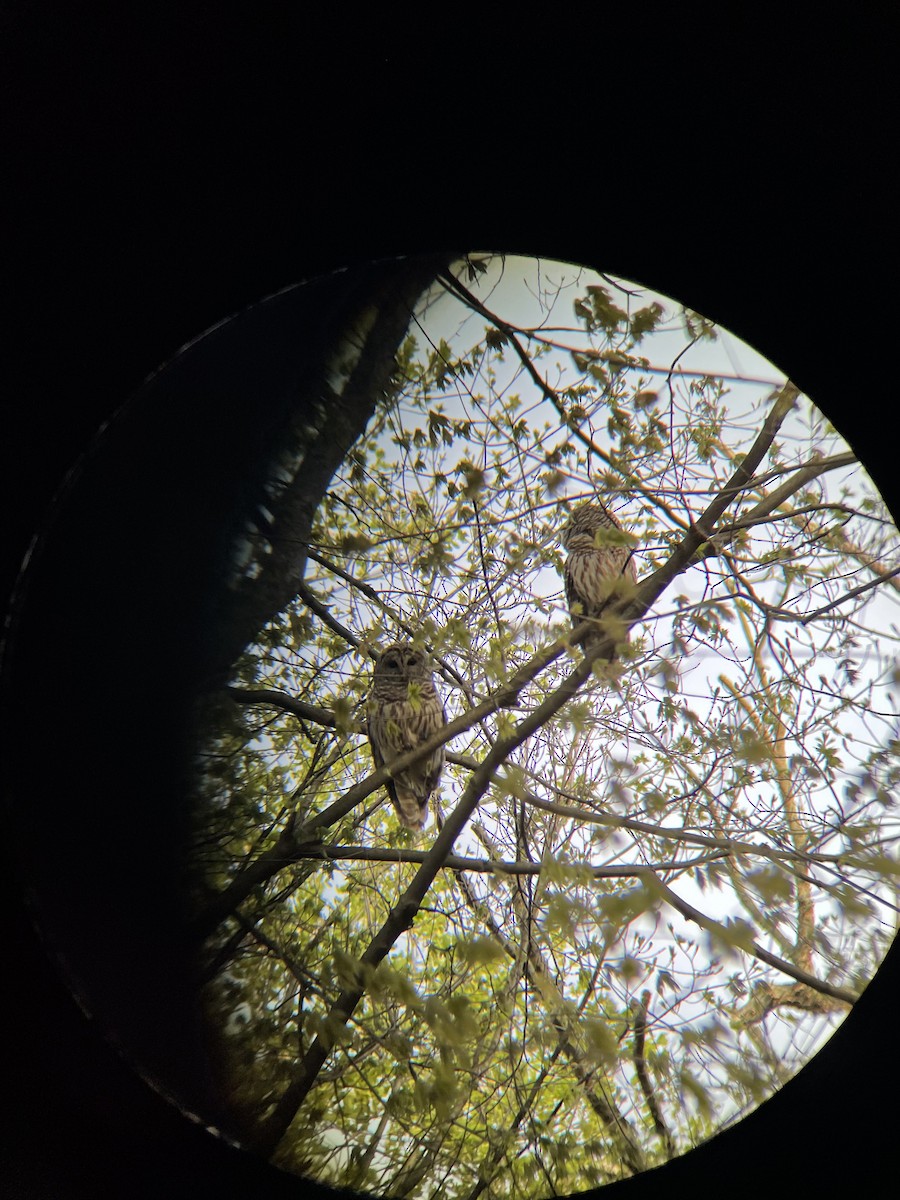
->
[562,503,614,551]
[373,643,433,698]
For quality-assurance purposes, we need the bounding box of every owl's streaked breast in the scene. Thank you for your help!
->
[567,549,614,609]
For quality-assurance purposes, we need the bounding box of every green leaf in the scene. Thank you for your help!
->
[457,936,506,967]
[746,867,793,905]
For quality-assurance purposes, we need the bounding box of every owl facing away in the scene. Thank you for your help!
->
[562,501,638,651]
[366,642,447,830]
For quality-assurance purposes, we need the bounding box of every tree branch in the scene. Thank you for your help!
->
[621,381,801,625]
[643,873,859,1005]
[289,841,728,878]
[741,451,856,511]
[297,581,366,651]
[796,566,900,624]
[305,546,476,699]
[227,686,339,728]
[519,786,848,869]
[732,980,852,1029]
[632,990,675,1159]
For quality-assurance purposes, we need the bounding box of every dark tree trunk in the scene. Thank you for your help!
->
[195,252,455,685]
[5,251,454,1142]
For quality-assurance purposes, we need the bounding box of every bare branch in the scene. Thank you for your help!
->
[644,873,859,1005]
[290,841,728,878]
[297,581,366,652]
[227,686,339,728]
[797,566,900,624]
[632,991,675,1159]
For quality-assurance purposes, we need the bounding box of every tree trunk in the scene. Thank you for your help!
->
[199,252,454,685]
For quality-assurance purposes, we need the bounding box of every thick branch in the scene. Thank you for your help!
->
[622,381,800,625]
[296,581,366,650]
[227,687,339,728]
[290,841,726,878]
[723,451,857,530]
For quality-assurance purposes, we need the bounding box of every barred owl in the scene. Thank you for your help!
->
[366,642,447,829]
[562,501,638,650]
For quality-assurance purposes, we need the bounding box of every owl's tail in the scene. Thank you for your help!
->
[394,785,428,830]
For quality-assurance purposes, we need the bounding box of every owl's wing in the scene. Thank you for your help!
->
[420,702,447,799]
[367,704,403,813]
[564,567,582,617]
[565,559,600,650]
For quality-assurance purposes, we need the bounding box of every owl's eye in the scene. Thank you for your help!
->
[405,653,420,667]
[383,655,401,671]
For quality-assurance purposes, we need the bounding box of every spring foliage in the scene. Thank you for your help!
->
[191,257,900,1198]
